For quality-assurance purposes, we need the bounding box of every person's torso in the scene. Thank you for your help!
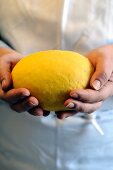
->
[0,0,113,54]
[0,1,113,169]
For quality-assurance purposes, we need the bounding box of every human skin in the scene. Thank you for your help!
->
[59,45,113,119]
[0,47,49,116]
[0,46,113,118]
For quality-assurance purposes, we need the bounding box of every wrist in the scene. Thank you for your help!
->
[0,47,17,57]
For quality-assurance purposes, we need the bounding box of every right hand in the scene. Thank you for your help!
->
[0,47,49,116]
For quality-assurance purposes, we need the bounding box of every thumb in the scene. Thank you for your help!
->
[90,63,112,90]
[0,62,12,91]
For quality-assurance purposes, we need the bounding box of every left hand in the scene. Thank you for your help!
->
[56,45,113,119]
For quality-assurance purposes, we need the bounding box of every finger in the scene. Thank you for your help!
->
[56,110,76,119]
[1,88,30,104]
[64,99,102,113]
[10,96,39,113]
[70,81,113,103]
[43,110,50,117]
[28,107,44,116]
[0,60,12,91]
[90,59,112,90]
[0,51,23,91]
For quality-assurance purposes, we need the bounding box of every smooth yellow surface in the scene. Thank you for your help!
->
[12,50,94,111]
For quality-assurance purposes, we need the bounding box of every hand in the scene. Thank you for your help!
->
[56,45,113,119]
[0,48,49,116]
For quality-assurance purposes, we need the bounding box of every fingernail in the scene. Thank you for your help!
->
[31,102,38,106]
[92,80,101,90]
[35,108,43,116]
[66,102,75,109]
[23,92,30,96]
[30,100,39,106]
[70,92,78,98]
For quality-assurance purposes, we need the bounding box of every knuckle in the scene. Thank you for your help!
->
[78,95,88,102]
[76,89,93,103]
[79,103,87,113]
[75,103,86,113]
[99,71,109,82]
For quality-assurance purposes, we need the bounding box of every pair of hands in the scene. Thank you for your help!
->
[0,46,113,119]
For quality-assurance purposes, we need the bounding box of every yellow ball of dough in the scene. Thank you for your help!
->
[12,50,94,111]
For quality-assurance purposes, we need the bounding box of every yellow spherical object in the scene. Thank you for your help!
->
[12,50,94,111]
